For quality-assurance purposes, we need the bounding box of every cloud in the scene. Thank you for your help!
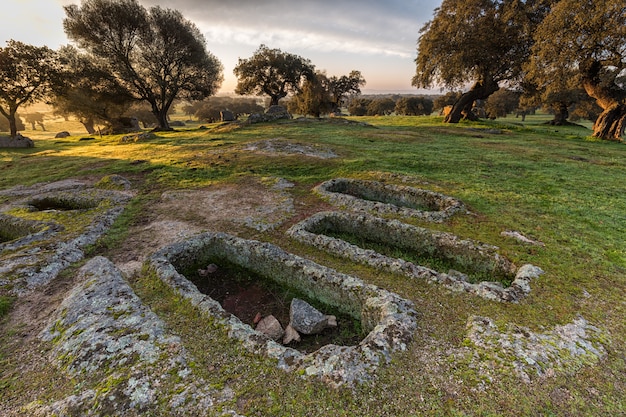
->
[143,0,438,57]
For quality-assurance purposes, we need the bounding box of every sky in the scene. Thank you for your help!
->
[3,0,442,94]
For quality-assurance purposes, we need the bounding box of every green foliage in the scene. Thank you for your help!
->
[413,0,534,90]
[395,96,434,116]
[192,97,264,122]
[0,113,25,134]
[366,97,396,116]
[0,40,60,137]
[51,45,135,134]
[287,71,333,117]
[327,70,366,110]
[233,44,314,106]
[485,89,520,119]
[347,98,372,116]
[527,0,626,140]
[0,296,15,318]
[63,0,224,130]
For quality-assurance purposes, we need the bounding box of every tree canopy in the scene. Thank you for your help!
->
[50,45,135,134]
[287,70,365,117]
[63,0,223,131]
[413,0,548,123]
[394,96,434,116]
[327,70,366,112]
[0,40,59,137]
[527,0,626,140]
[287,71,333,117]
[234,44,315,106]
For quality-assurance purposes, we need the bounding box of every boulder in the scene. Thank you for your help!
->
[266,105,288,115]
[220,110,235,122]
[0,134,34,148]
[255,315,284,341]
[55,131,71,138]
[289,298,329,335]
[246,105,292,124]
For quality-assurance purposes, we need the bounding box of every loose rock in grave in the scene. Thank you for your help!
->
[186,258,361,353]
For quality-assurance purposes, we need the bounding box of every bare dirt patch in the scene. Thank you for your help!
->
[113,178,295,276]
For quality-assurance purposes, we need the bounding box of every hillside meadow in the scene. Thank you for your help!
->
[1,112,625,416]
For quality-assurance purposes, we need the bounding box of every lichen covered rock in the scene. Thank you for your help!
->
[37,256,240,416]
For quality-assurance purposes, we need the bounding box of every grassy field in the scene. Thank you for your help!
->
[1,111,625,416]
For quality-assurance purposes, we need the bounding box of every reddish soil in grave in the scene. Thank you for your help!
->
[186,262,362,354]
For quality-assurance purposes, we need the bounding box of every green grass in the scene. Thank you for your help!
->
[1,111,625,416]
[323,230,511,285]
[0,296,15,318]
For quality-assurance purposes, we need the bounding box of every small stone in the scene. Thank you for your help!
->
[253,312,262,325]
[326,315,337,327]
[283,324,301,344]
[197,264,218,277]
[255,315,284,341]
[290,298,328,335]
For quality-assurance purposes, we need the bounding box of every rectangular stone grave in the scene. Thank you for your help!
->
[314,178,466,222]
[147,232,418,387]
[287,211,543,303]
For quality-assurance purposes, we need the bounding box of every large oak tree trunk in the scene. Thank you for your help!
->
[445,78,499,123]
[548,102,569,125]
[80,118,96,135]
[592,103,626,141]
[581,60,625,141]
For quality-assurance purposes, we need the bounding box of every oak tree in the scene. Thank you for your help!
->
[234,44,315,106]
[327,70,366,112]
[63,0,223,131]
[413,0,548,123]
[394,96,434,116]
[0,40,59,137]
[51,45,135,134]
[287,71,333,117]
[528,0,626,140]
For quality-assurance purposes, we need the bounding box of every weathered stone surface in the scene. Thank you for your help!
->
[247,105,292,124]
[287,211,543,303]
[501,230,545,246]
[466,315,608,383]
[146,232,418,387]
[314,178,466,222]
[95,174,132,191]
[0,134,34,148]
[256,315,285,340]
[0,213,63,253]
[36,256,241,416]
[244,138,337,159]
[54,131,70,138]
[0,177,133,295]
[290,298,329,335]
[120,132,155,143]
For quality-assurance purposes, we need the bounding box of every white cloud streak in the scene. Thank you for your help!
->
[143,0,438,58]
